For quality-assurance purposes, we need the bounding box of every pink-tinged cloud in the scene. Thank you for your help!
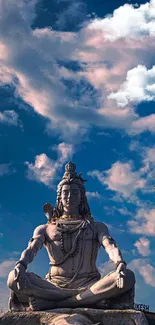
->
[88,161,146,198]
[25,143,74,187]
[129,114,155,134]
[134,237,151,256]
[0,0,155,140]
[128,209,155,236]
[129,258,155,287]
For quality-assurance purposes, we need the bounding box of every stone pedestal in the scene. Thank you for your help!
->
[0,308,150,325]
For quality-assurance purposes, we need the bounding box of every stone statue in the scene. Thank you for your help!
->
[7,162,135,312]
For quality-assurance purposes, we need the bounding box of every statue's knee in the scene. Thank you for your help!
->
[7,270,16,290]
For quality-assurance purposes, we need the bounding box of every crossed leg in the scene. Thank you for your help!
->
[54,269,135,309]
[7,269,135,311]
[7,270,80,311]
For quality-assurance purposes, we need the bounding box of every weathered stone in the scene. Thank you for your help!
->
[0,308,149,325]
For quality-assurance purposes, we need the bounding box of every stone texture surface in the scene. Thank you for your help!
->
[0,308,150,325]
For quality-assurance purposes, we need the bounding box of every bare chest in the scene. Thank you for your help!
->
[44,222,98,259]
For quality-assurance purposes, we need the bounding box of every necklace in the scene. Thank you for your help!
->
[60,231,80,257]
[49,215,94,223]
[58,220,87,257]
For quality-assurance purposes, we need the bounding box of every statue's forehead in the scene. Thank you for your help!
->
[62,183,80,190]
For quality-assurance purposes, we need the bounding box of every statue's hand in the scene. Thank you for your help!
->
[116,262,127,289]
[14,263,30,290]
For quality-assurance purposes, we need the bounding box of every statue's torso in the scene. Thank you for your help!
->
[44,221,102,278]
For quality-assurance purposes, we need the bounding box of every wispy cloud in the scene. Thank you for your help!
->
[130,114,155,135]
[86,191,101,199]
[0,0,155,140]
[88,161,145,198]
[0,110,22,128]
[129,258,155,288]
[128,208,155,236]
[0,260,16,278]
[98,260,114,276]
[55,142,74,164]
[134,237,151,256]
[88,140,155,202]
[0,163,16,176]
[130,143,155,188]
[25,142,74,187]
[55,0,86,30]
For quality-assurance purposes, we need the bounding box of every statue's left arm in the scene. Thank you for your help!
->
[97,222,127,288]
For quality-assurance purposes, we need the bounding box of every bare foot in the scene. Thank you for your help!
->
[8,298,30,312]
[29,297,56,311]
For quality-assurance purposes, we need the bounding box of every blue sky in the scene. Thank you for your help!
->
[0,0,155,311]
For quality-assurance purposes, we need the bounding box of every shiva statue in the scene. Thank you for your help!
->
[7,162,135,312]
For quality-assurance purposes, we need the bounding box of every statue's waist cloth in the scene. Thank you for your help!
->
[45,271,101,290]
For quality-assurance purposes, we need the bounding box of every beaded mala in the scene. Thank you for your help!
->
[60,230,80,257]
[58,220,85,257]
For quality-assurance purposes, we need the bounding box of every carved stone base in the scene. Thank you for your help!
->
[0,308,150,325]
[0,308,151,325]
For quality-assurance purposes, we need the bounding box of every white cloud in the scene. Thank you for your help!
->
[0,110,21,127]
[134,237,151,256]
[86,191,101,199]
[0,260,16,278]
[25,142,74,187]
[88,161,145,198]
[128,208,155,236]
[129,258,155,287]
[109,65,155,107]
[25,153,59,187]
[89,0,155,41]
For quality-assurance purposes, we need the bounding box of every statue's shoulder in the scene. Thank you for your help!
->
[94,221,109,236]
[33,224,47,236]
[93,222,110,245]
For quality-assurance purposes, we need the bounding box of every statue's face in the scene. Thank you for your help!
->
[61,183,81,212]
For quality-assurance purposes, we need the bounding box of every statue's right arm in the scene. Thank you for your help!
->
[16,224,46,269]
